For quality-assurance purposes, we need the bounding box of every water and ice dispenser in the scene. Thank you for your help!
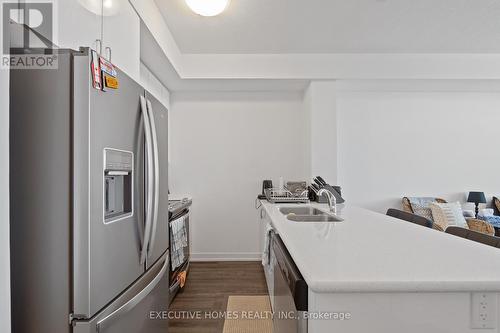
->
[104,149,133,223]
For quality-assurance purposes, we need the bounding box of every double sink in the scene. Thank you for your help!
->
[279,206,344,223]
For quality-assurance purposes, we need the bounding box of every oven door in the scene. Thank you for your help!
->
[169,210,190,285]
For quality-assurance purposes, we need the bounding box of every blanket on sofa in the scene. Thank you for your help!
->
[478,215,500,228]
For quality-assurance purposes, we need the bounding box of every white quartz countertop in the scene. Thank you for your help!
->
[261,200,500,293]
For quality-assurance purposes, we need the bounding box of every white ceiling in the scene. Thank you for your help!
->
[155,0,500,54]
[140,21,309,91]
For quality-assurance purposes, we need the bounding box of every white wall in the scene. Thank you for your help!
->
[140,62,170,109]
[305,81,338,184]
[1,69,11,332]
[170,91,309,260]
[337,88,500,213]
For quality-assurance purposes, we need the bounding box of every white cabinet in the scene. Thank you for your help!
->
[57,0,140,81]
[102,0,140,81]
[258,206,275,310]
[57,0,101,51]
[258,207,272,254]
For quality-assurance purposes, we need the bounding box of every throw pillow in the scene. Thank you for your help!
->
[411,203,434,221]
[479,209,494,217]
[430,202,468,230]
[494,197,500,215]
[462,210,475,218]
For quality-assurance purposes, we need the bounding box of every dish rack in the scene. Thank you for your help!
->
[264,188,310,204]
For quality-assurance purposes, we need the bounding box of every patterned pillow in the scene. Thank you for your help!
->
[430,202,468,230]
[411,203,434,221]
[494,197,500,215]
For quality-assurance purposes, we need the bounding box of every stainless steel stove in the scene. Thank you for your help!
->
[167,197,192,303]
[168,197,192,219]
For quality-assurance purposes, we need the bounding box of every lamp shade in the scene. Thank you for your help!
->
[467,191,487,204]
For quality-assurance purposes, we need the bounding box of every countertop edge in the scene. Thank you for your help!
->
[308,281,500,293]
[260,200,500,294]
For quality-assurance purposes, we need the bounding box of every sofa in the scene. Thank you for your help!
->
[402,197,495,235]
[490,196,500,237]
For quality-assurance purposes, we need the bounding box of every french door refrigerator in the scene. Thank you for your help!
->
[10,48,170,333]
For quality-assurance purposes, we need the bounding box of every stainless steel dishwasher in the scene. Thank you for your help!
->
[272,233,308,333]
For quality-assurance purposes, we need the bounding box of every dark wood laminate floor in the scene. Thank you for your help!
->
[169,262,268,333]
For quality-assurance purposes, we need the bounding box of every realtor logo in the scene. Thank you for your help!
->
[1,1,57,69]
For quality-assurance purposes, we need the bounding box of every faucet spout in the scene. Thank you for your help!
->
[318,189,337,215]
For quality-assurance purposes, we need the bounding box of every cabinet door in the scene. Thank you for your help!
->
[102,0,140,81]
[258,207,275,310]
[258,207,272,253]
[58,0,101,50]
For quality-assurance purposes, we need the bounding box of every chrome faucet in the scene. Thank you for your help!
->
[318,189,337,215]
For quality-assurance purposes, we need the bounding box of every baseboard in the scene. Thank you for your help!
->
[191,252,261,262]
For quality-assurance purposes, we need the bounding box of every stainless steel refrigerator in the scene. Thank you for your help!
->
[10,48,170,333]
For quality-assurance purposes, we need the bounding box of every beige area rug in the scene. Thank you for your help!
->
[222,296,273,333]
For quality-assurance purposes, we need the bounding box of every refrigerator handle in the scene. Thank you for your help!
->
[146,98,160,257]
[95,252,169,332]
[139,95,154,265]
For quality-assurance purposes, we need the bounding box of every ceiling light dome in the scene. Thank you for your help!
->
[185,0,230,17]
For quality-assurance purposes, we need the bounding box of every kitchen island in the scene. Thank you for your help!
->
[258,200,500,332]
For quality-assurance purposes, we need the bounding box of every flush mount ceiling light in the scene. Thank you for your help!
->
[185,0,230,17]
[78,0,119,16]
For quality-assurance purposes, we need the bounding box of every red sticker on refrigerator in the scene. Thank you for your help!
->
[91,50,102,90]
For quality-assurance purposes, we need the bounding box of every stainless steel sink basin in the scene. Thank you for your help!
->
[286,214,344,222]
[279,207,325,216]
[279,206,344,222]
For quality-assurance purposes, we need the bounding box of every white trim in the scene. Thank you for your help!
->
[190,252,261,262]
[336,79,500,92]
[179,53,500,80]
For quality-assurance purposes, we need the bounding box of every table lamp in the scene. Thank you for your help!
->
[467,191,487,218]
